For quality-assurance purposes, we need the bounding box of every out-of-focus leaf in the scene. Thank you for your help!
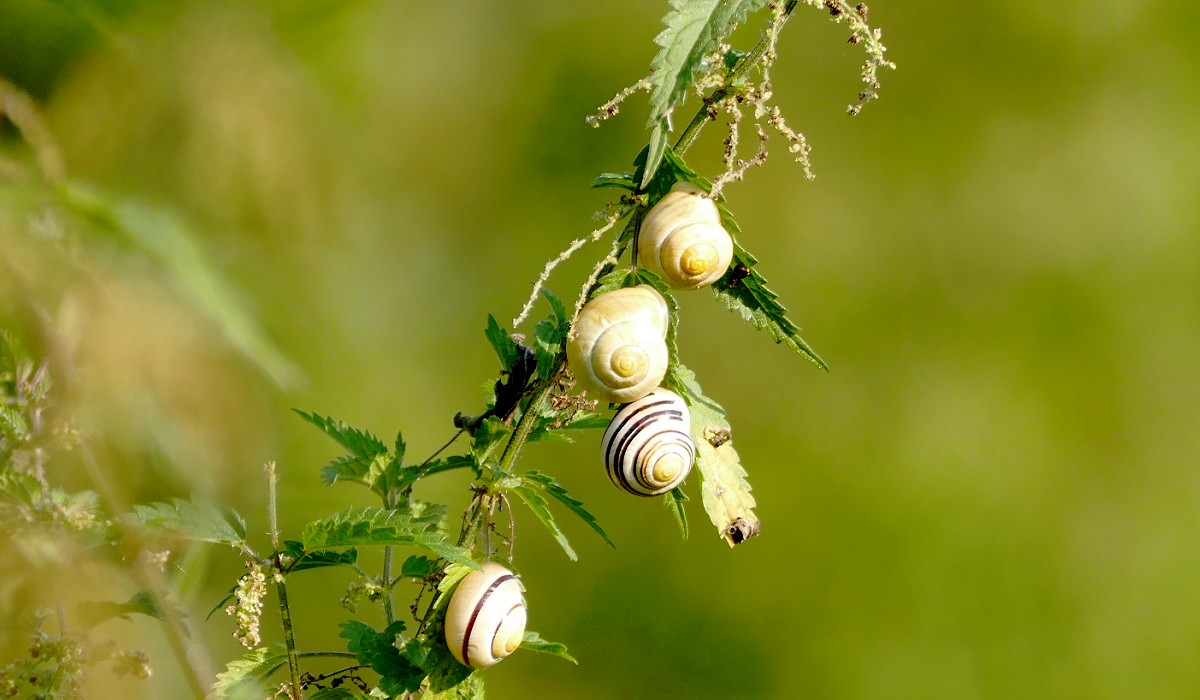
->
[132,498,246,546]
[60,184,301,389]
[210,644,289,699]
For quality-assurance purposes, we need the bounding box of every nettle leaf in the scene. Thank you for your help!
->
[423,564,477,692]
[642,0,770,186]
[507,483,577,561]
[533,288,569,380]
[133,498,246,546]
[309,688,367,700]
[319,453,403,497]
[667,364,760,546]
[558,412,611,431]
[520,631,578,664]
[293,409,389,459]
[302,506,478,568]
[664,486,690,540]
[76,590,166,629]
[400,554,437,578]
[711,223,828,371]
[210,643,289,699]
[281,539,358,573]
[425,674,484,699]
[523,471,616,550]
[339,620,425,695]
[471,416,512,472]
[417,454,478,480]
[485,314,519,372]
[640,120,673,189]
[591,172,636,190]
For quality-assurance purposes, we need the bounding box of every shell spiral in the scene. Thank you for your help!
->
[566,285,670,404]
[601,387,695,496]
[638,182,734,290]
[444,562,527,669]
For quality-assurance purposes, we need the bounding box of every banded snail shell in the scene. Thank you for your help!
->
[638,182,734,290]
[566,285,669,404]
[601,387,695,496]
[444,562,527,669]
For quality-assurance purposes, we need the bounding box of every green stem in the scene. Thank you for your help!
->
[266,463,303,700]
[296,651,359,661]
[495,375,557,477]
[382,489,398,625]
[671,0,799,157]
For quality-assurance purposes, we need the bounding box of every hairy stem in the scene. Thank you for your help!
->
[495,375,557,477]
[266,463,303,700]
[382,489,398,624]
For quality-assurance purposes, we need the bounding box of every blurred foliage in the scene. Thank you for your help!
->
[1,0,1199,698]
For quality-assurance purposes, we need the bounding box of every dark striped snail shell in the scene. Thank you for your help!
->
[601,387,695,496]
[444,562,527,669]
[637,182,734,290]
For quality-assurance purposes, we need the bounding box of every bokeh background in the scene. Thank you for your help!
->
[2,0,1199,697]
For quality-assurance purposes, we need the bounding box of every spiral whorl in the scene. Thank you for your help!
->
[601,387,695,496]
[444,562,527,669]
[567,285,670,404]
[638,183,734,290]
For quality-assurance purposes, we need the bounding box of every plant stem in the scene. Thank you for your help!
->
[495,375,557,477]
[266,463,303,700]
[297,651,359,661]
[382,489,398,625]
[671,0,799,157]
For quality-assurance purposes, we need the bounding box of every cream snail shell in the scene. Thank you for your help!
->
[601,387,695,496]
[638,182,734,290]
[566,285,669,404]
[444,562,527,669]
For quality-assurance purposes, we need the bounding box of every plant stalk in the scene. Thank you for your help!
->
[382,489,398,624]
[266,463,303,700]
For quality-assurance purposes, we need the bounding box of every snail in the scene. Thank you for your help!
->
[567,285,669,404]
[601,387,695,496]
[444,562,527,669]
[638,182,734,290]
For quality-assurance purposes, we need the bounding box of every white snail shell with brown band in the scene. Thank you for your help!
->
[566,285,669,404]
[601,387,695,496]
[444,562,527,669]
[638,182,734,290]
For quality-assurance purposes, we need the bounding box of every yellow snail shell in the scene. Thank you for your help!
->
[444,562,527,669]
[638,182,734,290]
[601,387,695,496]
[567,285,669,404]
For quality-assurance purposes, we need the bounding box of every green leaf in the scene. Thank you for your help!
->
[643,0,770,185]
[485,315,519,372]
[664,487,690,540]
[424,564,478,692]
[77,590,167,629]
[425,673,484,699]
[667,364,760,546]
[302,506,478,568]
[523,471,615,550]
[591,172,636,190]
[281,540,359,573]
[310,689,367,699]
[471,416,512,472]
[60,184,301,389]
[399,554,437,578]
[558,412,611,431]
[293,409,389,459]
[508,484,577,561]
[541,288,568,326]
[132,498,246,546]
[520,630,578,664]
[210,644,289,699]
[640,120,671,189]
[417,454,478,479]
[205,584,238,621]
[339,620,425,695]
[711,232,828,371]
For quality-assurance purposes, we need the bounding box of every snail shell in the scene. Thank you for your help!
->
[566,285,669,404]
[601,387,695,496]
[638,182,734,290]
[444,562,527,669]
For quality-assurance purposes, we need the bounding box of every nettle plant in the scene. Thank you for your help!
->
[0,2,892,698]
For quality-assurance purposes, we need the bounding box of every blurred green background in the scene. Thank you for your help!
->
[2,0,1199,697]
